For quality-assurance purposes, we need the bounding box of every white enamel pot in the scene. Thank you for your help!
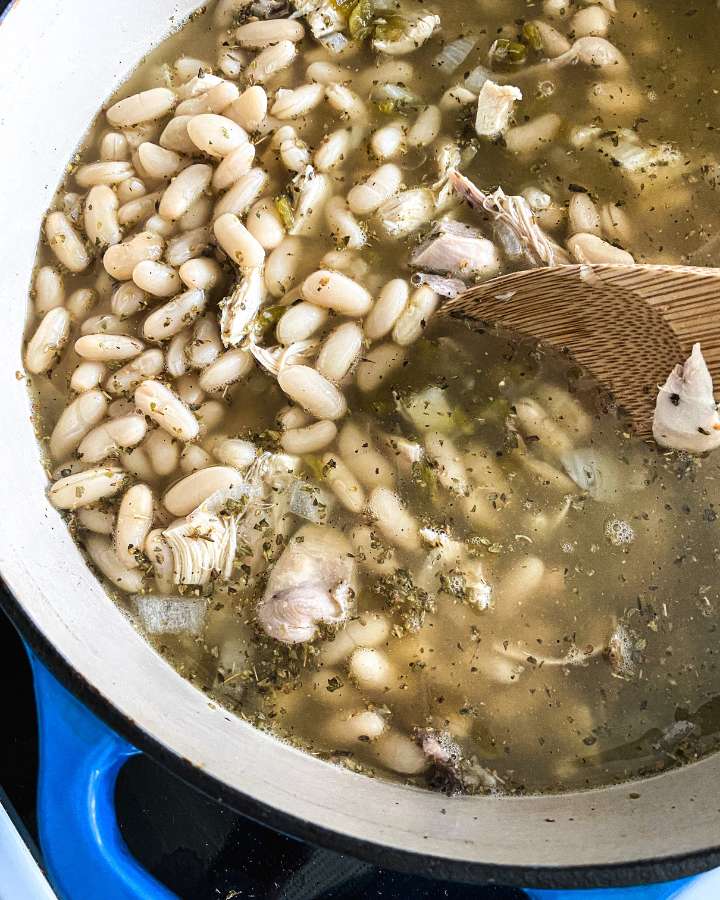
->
[1,1,720,893]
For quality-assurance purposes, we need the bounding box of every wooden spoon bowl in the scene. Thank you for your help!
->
[442,264,720,435]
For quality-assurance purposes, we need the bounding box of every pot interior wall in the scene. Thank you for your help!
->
[1,0,719,887]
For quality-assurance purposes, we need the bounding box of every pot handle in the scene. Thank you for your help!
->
[29,652,177,900]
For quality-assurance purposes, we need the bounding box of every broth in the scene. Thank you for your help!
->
[25,0,720,794]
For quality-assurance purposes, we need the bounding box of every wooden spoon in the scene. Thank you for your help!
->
[441,264,720,436]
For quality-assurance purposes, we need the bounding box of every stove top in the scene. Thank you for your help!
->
[1,602,526,899]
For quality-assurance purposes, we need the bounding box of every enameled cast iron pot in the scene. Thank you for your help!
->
[2,2,720,896]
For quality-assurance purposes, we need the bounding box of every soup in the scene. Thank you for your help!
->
[24,0,720,794]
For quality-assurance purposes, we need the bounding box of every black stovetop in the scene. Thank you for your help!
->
[1,604,526,900]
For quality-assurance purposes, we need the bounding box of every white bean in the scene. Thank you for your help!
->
[338,422,395,489]
[314,128,353,172]
[246,40,297,84]
[505,113,562,155]
[145,529,175,593]
[166,329,192,378]
[373,731,427,775]
[178,82,238,116]
[349,527,398,576]
[75,333,144,362]
[159,164,213,221]
[306,60,350,84]
[368,487,420,551]
[25,307,71,375]
[117,191,163,229]
[364,278,409,342]
[233,19,304,48]
[271,84,325,120]
[347,164,402,217]
[212,142,256,192]
[49,389,109,459]
[211,437,257,469]
[328,710,387,744]
[325,84,367,121]
[280,420,337,455]
[276,405,310,431]
[117,176,147,205]
[144,215,176,240]
[34,266,65,316]
[355,342,406,393]
[76,161,134,188]
[600,202,633,245]
[186,392,221,429]
[180,195,213,232]
[138,142,184,178]
[45,212,90,273]
[349,647,394,692]
[198,349,254,393]
[71,361,107,394]
[325,196,366,250]
[180,444,213,475]
[165,226,212,267]
[278,365,347,420]
[276,302,328,345]
[213,167,268,219]
[135,380,200,442]
[534,20,572,56]
[187,113,247,158]
[103,231,164,280]
[119,445,155,482]
[322,453,366,513]
[83,185,121,248]
[226,86,268,132]
[49,466,126,510]
[67,288,99,322]
[568,192,602,236]
[179,257,223,291]
[187,315,222,369]
[100,132,130,162]
[133,260,182,297]
[121,122,161,151]
[145,429,181,476]
[159,115,196,154]
[106,348,165,395]
[77,505,116,535]
[265,236,306,297]
[571,5,611,37]
[214,213,265,268]
[107,88,176,127]
[316,322,363,384]
[371,120,406,160]
[392,285,438,346]
[115,484,154,568]
[301,270,372,316]
[245,198,285,251]
[80,314,128,336]
[84,533,144,593]
[566,232,634,264]
[143,289,206,342]
[407,105,441,148]
[111,282,148,319]
[163,466,243,516]
[78,414,147,463]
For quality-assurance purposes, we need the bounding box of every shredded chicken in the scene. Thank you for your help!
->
[220,267,266,347]
[474,80,522,138]
[448,170,568,267]
[163,486,246,586]
[652,343,720,453]
[257,524,357,643]
[410,219,500,279]
[246,337,319,377]
[410,272,466,298]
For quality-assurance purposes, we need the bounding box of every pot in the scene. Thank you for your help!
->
[1,1,720,894]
